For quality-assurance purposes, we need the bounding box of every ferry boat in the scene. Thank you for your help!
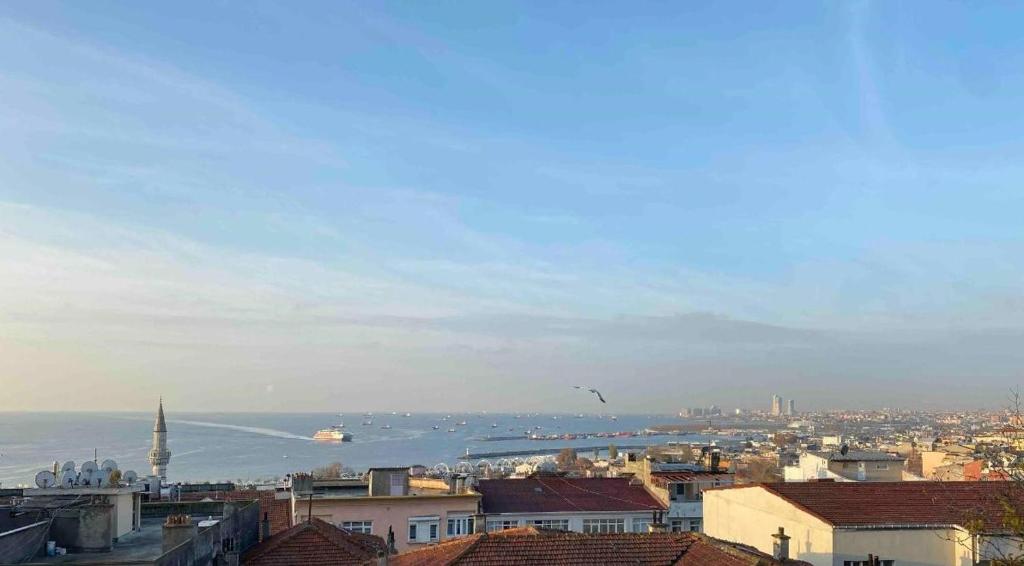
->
[313,426,352,442]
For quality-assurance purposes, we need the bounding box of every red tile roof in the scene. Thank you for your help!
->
[478,477,665,514]
[390,526,807,565]
[242,517,386,565]
[726,482,1024,532]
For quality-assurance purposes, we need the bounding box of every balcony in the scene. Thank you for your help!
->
[667,500,702,518]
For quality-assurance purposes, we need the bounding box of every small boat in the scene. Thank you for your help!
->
[403,412,411,417]
[381,424,392,430]
[458,421,467,426]
[447,428,457,433]
[362,420,373,426]
[491,423,498,428]
[432,425,440,430]
[313,426,352,442]
[575,414,584,419]
[611,415,618,421]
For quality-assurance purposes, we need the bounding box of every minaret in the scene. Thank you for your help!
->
[148,397,172,480]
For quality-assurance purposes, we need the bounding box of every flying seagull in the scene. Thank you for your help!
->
[573,385,606,403]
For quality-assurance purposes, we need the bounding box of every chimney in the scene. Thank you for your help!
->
[472,513,486,535]
[455,476,465,494]
[710,451,721,472]
[771,527,790,561]
[260,511,270,541]
[647,510,667,533]
[162,514,197,553]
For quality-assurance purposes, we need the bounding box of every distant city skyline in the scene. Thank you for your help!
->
[3,2,1024,412]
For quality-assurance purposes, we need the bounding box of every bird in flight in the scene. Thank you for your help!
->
[573,385,606,403]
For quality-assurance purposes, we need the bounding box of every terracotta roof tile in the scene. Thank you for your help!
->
[478,477,664,514]
[391,528,806,565]
[736,481,1023,532]
[242,517,386,565]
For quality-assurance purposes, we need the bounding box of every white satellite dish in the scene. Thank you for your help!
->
[61,461,76,473]
[123,470,138,485]
[94,469,110,487]
[101,459,118,474]
[59,471,76,488]
[79,468,94,486]
[35,471,57,488]
[80,461,97,475]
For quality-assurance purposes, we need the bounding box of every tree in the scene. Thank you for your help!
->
[555,448,577,469]
[608,444,618,460]
[737,457,781,484]
[311,461,345,479]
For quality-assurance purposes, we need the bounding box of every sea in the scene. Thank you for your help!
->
[0,412,720,487]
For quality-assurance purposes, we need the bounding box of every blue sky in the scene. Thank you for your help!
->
[2,2,1024,412]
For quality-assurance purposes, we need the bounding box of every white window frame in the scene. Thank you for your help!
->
[408,516,440,543]
[341,520,372,534]
[447,515,473,537]
[582,518,625,533]
[531,519,569,530]
[632,518,651,533]
[486,519,520,532]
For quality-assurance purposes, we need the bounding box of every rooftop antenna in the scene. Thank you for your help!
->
[35,471,57,488]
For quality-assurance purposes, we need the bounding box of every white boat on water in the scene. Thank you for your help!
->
[313,426,352,442]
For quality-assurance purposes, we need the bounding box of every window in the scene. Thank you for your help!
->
[408,517,440,543]
[341,521,372,534]
[582,519,625,533]
[486,519,520,532]
[632,518,651,533]
[669,519,685,532]
[532,519,569,530]
[447,516,473,537]
[875,464,889,470]
[686,519,701,532]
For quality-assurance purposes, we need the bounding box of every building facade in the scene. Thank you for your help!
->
[477,477,665,535]
[289,469,480,552]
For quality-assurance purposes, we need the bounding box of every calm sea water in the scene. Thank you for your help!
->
[0,412,714,487]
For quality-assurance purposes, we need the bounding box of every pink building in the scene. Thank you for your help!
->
[290,468,480,552]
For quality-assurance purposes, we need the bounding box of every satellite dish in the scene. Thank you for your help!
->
[123,470,138,485]
[79,468,95,486]
[35,471,57,488]
[61,461,76,474]
[60,471,76,488]
[80,461,97,475]
[94,469,110,487]
[101,459,118,473]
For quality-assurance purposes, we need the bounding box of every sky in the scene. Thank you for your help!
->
[2,1,1024,413]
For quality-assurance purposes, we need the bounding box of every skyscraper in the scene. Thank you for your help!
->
[771,394,783,417]
[786,399,796,416]
[148,398,172,480]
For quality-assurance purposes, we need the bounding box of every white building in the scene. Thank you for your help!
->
[783,451,905,482]
[704,481,1024,566]
[477,477,665,534]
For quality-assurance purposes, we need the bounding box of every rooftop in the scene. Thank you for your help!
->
[650,470,734,487]
[241,517,386,566]
[24,517,167,564]
[809,450,904,462]
[390,526,809,565]
[478,477,664,514]
[718,482,1022,532]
